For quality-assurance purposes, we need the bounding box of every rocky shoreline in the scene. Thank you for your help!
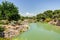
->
[48,19,60,26]
[0,20,29,38]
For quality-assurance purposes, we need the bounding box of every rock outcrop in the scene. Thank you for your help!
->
[48,19,60,26]
[4,25,27,38]
[0,20,29,38]
[56,20,60,26]
[48,19,58,25]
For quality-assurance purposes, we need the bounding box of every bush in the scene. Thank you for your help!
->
[0,26,4,32]
[0,38,10,40]
[44,18,51,22]
[0,20,9,25]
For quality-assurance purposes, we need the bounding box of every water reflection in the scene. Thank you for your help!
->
[13,22,60,40]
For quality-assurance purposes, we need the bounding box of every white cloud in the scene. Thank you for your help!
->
[25,12,36,17]
[19,12,36,17]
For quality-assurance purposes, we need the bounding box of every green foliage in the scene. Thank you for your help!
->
[8,14,20,21]
[36,10,60,22]
[53,10,60,19]
[0,38,10,40]
[43,10,53,18]
[0,26,4,32]
[0,20,9,24]
[44,18,51,22]
[0,1,20,21]
[36,13,46,21]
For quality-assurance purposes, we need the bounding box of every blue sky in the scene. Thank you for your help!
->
[0,0,60,16]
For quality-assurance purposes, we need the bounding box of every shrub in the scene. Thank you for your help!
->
[0,26,4,32]
[44,18,51,22]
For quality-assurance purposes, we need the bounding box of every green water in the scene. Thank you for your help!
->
[13,22,60,40]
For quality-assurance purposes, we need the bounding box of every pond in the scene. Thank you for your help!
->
[13,22,60,40]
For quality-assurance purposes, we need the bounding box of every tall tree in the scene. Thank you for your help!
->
[0,1,20,21]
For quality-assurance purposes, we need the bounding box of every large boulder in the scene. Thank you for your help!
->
[56,20,60,26]
[48,19,58,25]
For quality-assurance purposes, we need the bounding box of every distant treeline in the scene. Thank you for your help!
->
[36,10,60,22]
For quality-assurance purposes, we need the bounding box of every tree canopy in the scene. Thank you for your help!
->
[0,1,20,21]
[36,10,60,21]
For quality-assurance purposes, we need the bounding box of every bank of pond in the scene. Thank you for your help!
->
[13,22,60,40]
[0,22,60,40]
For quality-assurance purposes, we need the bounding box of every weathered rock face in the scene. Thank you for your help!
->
[48,19,60,26]
[0,20,29,38]
[3,24,28,38]
[48,19,58,25]
[4,29,20,38]
[56,20,60,26]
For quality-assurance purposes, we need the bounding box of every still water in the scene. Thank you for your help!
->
[13,22,60,40]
